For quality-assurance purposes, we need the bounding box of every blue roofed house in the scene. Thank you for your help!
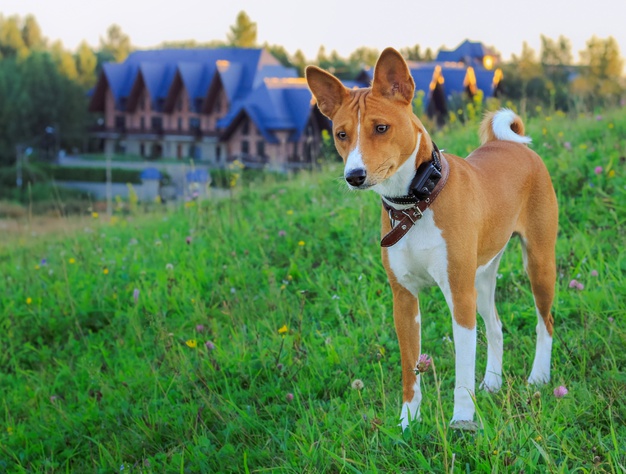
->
[89,48,329,168]
[353,40,502,124]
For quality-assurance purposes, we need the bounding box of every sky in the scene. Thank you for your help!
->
[3,0,626,63]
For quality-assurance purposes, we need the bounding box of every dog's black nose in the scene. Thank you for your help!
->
[345,168,367,187]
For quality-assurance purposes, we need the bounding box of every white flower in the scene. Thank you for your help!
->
[351,379,364,390]
[165,263,174,271]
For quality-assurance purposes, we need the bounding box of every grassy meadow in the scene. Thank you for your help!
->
[1,109,625,473]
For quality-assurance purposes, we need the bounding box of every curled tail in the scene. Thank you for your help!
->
[479,108,531,145]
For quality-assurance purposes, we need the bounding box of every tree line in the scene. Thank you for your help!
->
[0,11,624,168]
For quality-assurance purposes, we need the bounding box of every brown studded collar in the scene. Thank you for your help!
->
[380,150,449,247]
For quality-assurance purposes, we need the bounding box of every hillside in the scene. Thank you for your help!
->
[1,110,625,472]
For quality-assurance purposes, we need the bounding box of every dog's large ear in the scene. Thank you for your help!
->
[372,48,415,105]
[305,66,348,119]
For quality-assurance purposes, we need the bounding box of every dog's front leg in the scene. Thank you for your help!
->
[441,269,478,428]
[389,278,421,431]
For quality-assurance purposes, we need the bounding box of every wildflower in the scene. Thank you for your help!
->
[6,426,13,435]
[535,435,543,442]
[205,340,215,350]
[230,287,236,294]
[41,258,47,266]
[195,324,205,332]
[608,317,614,323]
[590,269,599,277]
[26,297,32,305]
[298,240,306,247]
[579,144,588,150]
[50,395,58,403]
[563,142,572,150]
[35,265,40,270]
[133,288,140,304]
[165,263,174,271]
[286,210,294,215]
[92,212,99,218]
[278,230,286,237]
[280,284,286,290]
[351,379,364,390]
[594,166,603,175]
[569,279,584,290]
[186,236,192,245]
[278,325,288,334]
[415,354,432,373]
[185,339,197,348]
[286,392,294,402]
[553,385,568,398]
[608,170,616,178]
[69,258,76,264]
[103,268,109,275]
[596,115,603,121]
[608,123,614,129]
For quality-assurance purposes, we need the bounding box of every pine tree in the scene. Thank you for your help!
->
[227,11,257,48]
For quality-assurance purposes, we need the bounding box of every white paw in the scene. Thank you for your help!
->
[480,373,502,392]
[528,372,550,385]
[399,403,420,431]
[449,419,480,431]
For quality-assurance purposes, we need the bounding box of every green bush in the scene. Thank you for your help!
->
[46,165,143,184]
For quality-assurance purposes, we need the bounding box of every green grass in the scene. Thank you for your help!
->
[1,109,625,473]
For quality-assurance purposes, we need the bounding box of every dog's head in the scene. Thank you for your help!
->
[306,48,433,195]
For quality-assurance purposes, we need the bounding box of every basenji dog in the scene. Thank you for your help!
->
[305,48,558,430]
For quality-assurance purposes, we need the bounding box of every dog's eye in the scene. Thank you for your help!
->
[336,131,347,140]
[376,124,389,134]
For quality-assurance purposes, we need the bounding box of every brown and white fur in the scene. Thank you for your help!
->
[306,48,558,430]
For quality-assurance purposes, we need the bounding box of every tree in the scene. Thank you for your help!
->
[50,40,78,80]
[0,52,88,166]
[540,35,573,110]
[21,14,45,50]
[292,49,308,76]
[99,24,131,62]
[264,43,293,68]
[573,36,624,108]
[0,15,29,59]
[509,42,545,114]
[400,45,423,61]
[76,41,97,88]
[348,47,380,67]
[227,11,257,48]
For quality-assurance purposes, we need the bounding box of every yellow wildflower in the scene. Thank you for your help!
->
[298,241,305,247]
[186,339,198,348]
[103,268,109,275]
[278,325,288,334]
[35,265,40,270]
[69,258,75,264]
[92,212,99,218]
[608,170,616,178]
[608,123,614,129]
[579,144,588,150]
[280,284,286,290]
[286,210,294,215]
[535,435,542,442]
[26,297,32,305]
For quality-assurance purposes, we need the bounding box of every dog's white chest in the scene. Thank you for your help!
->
[386,209,449,296]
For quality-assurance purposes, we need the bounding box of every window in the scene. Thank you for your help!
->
[256,141,265,157]
[140,117,145,130]
[194,98,203,111]
[216,146,221,161]
[140,143,145,157]
[114,115,125,131]
[189,117,201,131]
[151,116,163,131]
[241,140,249,155]
[178,117,183,131]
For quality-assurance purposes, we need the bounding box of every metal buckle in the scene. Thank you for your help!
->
[402,206,422,224]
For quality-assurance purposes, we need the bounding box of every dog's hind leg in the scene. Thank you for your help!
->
[520,214,557,385]
[476,249,506,392]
